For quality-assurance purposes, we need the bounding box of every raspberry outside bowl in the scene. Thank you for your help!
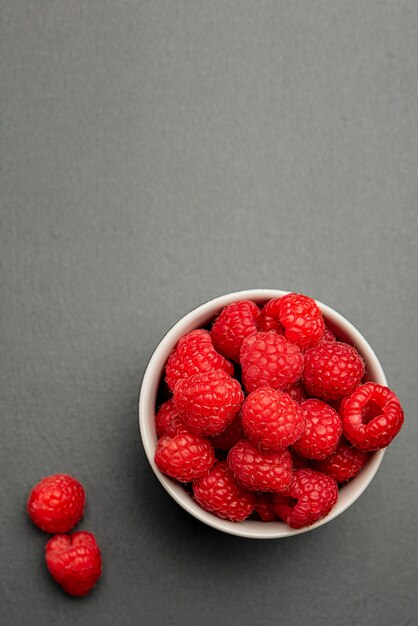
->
[138,289,386,539]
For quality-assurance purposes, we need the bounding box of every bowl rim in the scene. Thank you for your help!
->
[138,289,387,539]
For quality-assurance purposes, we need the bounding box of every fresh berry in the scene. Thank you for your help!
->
[241,387,305,450]
[227,439,292,493]
[155,433,215,482]
[173,370,244,436]
[45,531,102,596]
[283,382,308,403]
[165,329,234,392]
[258,298,285,333]
[155,399,187,438]
[273,468,338,529]
[320,327,337,343]
[211,301,260,361]
[255,494,277,521]
[340,382,404,451]
[315,439,369,482]
[260,293,325,349]
[193,462,256,521]
[303,341,365,400]
[240,331,304,393]
[209,414,245,451]
[27,474,85,534]
[292,399,343,460]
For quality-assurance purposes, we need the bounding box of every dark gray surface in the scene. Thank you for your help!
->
[1,1,417,625]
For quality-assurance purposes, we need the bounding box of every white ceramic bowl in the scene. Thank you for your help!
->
[139,289,386,539]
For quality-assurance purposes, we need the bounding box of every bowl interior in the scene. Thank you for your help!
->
[139,289,386,538]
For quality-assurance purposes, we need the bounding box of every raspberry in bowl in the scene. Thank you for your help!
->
[139,290,403,538]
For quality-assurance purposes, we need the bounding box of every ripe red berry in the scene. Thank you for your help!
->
[320,327,337,343]
[211,300,260,361]
[165,329,234,392]
[193,462,256,522]
[260,293,325,349]
[27,474,85,534]
[173,370,244,436]
[209,414,245,451]
[282,382,308,403]
[273,468,338,529]
[240,331,304,393]
[227,439,292,493]
[258,298,285,334]
[255,493,277,521]
[45,531,102,596]
[155,399,188,438]
[154,433,215,482]
[315,439,369,482]
[340,382,404,451]
[292,399,343,460]
[241,387,305,450]
[303,341,365,400]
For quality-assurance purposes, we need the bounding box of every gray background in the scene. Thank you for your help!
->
[1,1,417,625]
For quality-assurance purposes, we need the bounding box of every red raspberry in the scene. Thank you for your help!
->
[255,494,277,521]
[240,331,304,393]
[273,468,338,529]
[320,327,337,343]
[227,439,292,493]
[340,382,404,451]
[165,329,234,392]
[209,414,245,451]
[292,399,343,460]
[258,298,285,334]
[283,382,308,403]
[211,300,260,362]
[241,387,305,450]
[155,399,187,438]
[260,293,325,349]
[193,461,256,522]
[27,474,85,534]
[303,341,365,400]
[173,370,244,436]
[45,531,102,596]
[315,439,369,482]
[154,433,215,482]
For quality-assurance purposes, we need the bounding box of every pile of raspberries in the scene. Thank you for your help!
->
[154,293,404,529]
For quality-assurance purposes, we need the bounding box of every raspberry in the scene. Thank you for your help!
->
[173,370,244,436]
[303,341,365,400]
[315,439,369,482]
[193,461,256,522]
[340,382,404,451]
[283,382,308,403]
[227,439,292,493]
[241,387,305,450]
[209,414,245,451]
[273,468,338,529]
[45,531,102,596]
[155,399,187,438]
[258,298,285,333]
[154,433,215,482]
[320,327,337,343]
[240,331,304,393]
[260,293,325,349]
[165,329,234,392]
[255,494,277,521]
[292,399,343,460]
[27,474,85,534]
[211,300,260,361]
